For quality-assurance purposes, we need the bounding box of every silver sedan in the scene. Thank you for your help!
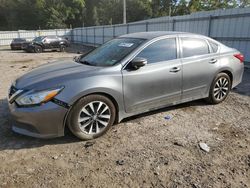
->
[8,32,244,140]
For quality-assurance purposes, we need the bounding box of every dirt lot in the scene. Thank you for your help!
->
[0,45,249,188]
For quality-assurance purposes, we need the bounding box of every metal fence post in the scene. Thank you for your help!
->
[94,27,96,45]
[70,29,73,43]
[146,22,149,32]
[208,15,212,37]
[172,19,175,31]
[127,24,129,34]
[84,27,88,42]
[113,25,115,38]
[86,28,88,44]
[102,26,105,44]
[81,27,83,43]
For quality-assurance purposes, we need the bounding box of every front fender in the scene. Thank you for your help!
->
[56,74,124,114]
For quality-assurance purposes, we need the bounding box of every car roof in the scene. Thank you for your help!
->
[13,38,26,40]
[119,31,201,40]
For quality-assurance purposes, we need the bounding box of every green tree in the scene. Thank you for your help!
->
[97,0,152,25]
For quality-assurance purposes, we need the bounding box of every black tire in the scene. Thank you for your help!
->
[60,45,66,52]
[34,45,42,53]
[206,73,231,104]
[67,94,116,140]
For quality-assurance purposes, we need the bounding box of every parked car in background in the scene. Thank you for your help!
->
[24,36,70,53]
[8,32,244,140]
[10,38,30,50]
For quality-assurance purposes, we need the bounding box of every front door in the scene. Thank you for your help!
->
[122,37,182,113]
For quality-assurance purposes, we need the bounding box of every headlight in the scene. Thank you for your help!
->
[15,87,64,106]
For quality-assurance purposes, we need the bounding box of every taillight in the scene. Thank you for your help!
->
[234,53,244,63]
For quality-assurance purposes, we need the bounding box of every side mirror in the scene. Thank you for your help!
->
[130,57,147,69]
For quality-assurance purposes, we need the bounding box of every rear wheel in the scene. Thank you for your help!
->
[206,73,231,104]
[67,95,116,140]
[34,45,42,53]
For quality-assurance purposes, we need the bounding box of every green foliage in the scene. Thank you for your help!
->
[0,0,249,30]
[0,0,84,30]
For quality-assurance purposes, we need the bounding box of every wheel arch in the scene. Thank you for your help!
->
[218,70,233,89]
[63,91,120,135]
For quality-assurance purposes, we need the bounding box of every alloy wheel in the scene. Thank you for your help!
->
[213,77,229,101]
[78,101,111,135]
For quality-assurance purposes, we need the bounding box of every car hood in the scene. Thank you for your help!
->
[15,60,101,90]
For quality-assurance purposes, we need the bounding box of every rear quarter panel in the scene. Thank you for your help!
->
[218,49,244,88]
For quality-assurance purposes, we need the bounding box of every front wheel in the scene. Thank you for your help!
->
[34,45,42,53]
[67,95,116,140]
[206,73,231,104]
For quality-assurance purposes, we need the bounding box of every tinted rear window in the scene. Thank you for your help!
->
[181,38,209,58]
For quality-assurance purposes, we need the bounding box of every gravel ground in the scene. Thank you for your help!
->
[0,45,249,188]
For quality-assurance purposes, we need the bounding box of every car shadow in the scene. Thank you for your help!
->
[232,67,250,96]
[0,98,80,152]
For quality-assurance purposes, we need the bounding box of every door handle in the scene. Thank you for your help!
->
[209,59,217,64]
[170,67,181,73]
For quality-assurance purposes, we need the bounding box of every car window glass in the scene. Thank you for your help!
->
[209,40,218,53]
[136,38,177,64]
[181,38,209,58]
[80,38,145,67]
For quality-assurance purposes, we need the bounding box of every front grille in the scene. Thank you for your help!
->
[9,85,18,99]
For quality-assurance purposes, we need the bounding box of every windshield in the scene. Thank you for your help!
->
[79,38,145,67]
[33,36,45,42]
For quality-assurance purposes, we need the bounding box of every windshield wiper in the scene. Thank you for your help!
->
[79,60,94,66]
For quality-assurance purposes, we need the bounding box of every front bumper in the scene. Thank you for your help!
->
[8,101,69,138]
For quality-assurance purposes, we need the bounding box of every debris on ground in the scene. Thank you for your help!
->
[84,141,95,148]
[52,156,58,160]
[164,115,171,120]
[20,65,28,69]
[116,160,125,166]
[199,143,210,152]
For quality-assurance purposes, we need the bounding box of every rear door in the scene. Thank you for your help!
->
[180,37,220,101]
[122,37,182,113]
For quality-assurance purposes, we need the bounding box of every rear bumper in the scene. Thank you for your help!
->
[232,63,245,88]
[9,101,69,138]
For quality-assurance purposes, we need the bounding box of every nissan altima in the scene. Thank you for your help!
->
[8,32,244,140]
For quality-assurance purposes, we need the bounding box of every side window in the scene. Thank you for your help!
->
[208,40,219,53]
[181,38,209,58]
[136,38,177,64]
